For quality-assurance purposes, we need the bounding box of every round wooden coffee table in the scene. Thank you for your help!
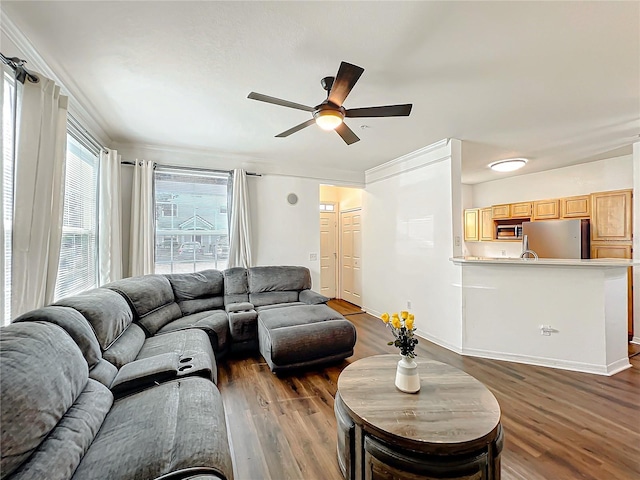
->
[334,354,503,480]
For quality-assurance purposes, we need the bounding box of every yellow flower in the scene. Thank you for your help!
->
[381,312,390,323]
[391,316,402,329]
[406,317,414,330]
[401,311,409,320]
[392,312,399,319]
[408,313,414,321]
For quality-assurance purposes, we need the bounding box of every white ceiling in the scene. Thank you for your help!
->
[2,1,638,184]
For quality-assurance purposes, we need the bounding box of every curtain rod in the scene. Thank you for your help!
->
[1,52,39,84]
[121,161,261,177]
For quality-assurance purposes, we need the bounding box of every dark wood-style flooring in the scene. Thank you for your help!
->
[217,300,640,480]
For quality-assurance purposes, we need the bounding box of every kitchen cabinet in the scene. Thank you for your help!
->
[590,189,632,242]
[480,208,494,241]
[510,202,532,218]
[561,195,590,218]
[590,243,632,259]
[533,199,560,220]
[491,204,510,219]
[464,209,479,241]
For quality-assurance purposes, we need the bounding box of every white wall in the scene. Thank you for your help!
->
[472,155,633,206]
[249,175,323,289]
[633,142,640,344]
[362,139,463,352]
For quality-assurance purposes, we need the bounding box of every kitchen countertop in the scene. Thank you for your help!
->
[450,256,636,267]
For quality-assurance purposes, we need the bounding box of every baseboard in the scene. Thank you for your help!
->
[461,347,631,376]
[362,306,382,318]
[631,336,640,345]
[414,329,463,355]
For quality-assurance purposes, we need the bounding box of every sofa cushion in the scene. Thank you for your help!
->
[101,323,147,369]
[71,377,233,480]
[105,275,182,335]
[13,306,102,370]
[248,266,311,292]
[250,291,300,307]
[166,270,225,316]
[254,302,305,312]
[156,310,230,355]
[0,322,113,479]
[223,267,249,305]
[55,288,134,351]
[12,306,120,388]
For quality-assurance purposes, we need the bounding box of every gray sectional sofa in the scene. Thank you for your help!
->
[1,266,357,480]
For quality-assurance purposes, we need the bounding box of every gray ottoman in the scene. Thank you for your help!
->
[257,304,357,373]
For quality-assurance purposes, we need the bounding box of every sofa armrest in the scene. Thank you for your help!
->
[225,301,254,313]
[110,352,179,396]
[299,289,329,305]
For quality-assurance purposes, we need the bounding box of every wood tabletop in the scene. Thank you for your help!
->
[337,354,501,452]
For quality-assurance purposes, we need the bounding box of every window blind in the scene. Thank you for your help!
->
[54,135,99,300]
[2,71,14,324]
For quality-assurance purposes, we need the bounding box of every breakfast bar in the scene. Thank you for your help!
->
[451,256,634,375]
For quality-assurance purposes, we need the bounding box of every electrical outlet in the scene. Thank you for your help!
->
[454,236,461,247]
[501,250,506,257]
[309,253,318,261]
[407,300,412,309]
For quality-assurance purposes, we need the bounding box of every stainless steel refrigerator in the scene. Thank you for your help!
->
[521,219,590,259]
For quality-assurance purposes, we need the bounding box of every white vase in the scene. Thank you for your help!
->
[395,354,420,393]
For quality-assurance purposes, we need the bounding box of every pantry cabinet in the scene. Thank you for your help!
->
[590,189,632,242]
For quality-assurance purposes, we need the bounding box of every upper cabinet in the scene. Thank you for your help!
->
[464,208,479,241]
[561,195,590,218]
[532,199,560,220]
[511,202,532,218]
[590,189,632,242]
[480,208,494,241]
[491,204,510,219]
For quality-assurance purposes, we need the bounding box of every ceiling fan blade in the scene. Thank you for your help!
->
[335,122,360,145]
[248,92,314,112]
[346,104,413,118]
[275,118,316,138]
[328,62,364,107]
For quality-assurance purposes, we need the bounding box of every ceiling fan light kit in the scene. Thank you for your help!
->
[248,61,412,145]
[314,107,344,131]
[489,158,528,172]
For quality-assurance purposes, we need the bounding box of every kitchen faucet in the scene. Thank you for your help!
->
[520,234,539,260]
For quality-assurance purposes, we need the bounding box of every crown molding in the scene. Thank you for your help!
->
[113,141,366,187]
[365,138,454,184]
[1,12,113,146]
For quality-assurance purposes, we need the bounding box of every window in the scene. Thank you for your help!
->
[320,203,335,211]
[2,71,15,325]
[54,135,99,299]
[155,169,230,274]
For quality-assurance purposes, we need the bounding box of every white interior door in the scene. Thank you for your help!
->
[320,211,337,298]
[341,209,362,306]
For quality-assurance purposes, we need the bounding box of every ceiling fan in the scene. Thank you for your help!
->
[247,61,412,145]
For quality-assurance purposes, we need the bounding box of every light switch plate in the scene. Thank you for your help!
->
[309,253,318,261]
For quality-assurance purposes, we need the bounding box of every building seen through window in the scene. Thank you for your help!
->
[154,169,230,274]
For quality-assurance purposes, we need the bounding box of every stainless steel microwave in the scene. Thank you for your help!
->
[496,224,523,239]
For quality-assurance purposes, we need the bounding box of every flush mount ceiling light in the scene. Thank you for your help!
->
[489,158,528,172]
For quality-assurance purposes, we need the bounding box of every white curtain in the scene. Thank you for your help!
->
[129,159,155,276]
[11,75,68,317]
[98,149,123,284]
[228,168,252,268]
